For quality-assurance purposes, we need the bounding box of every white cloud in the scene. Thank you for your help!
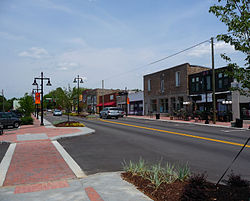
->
[18,47,49,59]
[188,41,235,57]
[67,38,87,47]
[56,62,79,71]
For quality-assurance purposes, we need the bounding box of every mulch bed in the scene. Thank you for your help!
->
[121,172,250,201]
[54,121,80,127]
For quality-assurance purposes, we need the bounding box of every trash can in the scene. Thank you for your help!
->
[156,113,160,119]
[235,118,243,128]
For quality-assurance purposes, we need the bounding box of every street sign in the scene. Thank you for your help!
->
[35,93,41,104]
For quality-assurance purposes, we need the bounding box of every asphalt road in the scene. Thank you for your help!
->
[45,113,250,183]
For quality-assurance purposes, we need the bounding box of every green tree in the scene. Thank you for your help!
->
[209,0,249,96]
[0,95,12,112]
[19,93,35,116]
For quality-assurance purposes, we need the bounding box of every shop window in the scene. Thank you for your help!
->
[160,99,168,113]
[150,99,157,112]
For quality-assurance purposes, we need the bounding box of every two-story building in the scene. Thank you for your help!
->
[143,63,209,115]
[82,89,118,113]
[189,67,234,121]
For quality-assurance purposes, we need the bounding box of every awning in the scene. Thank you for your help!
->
[96,101,116,107]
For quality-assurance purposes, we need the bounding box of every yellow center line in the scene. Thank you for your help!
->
[100,119,250,148]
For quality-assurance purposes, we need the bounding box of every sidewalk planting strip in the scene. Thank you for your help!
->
[85,187,104,201]
[52,141,86,178]
[0,143,16,186]
[14,180,69,194]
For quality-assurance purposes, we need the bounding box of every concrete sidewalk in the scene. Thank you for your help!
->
[0,116,151,201]
[127,115,250,129]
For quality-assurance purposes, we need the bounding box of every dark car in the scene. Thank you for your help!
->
[0,112,21,128]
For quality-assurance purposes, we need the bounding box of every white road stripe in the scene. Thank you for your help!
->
[52,141,86,178]
[0,143,16,186]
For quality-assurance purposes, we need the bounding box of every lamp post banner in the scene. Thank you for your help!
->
[35,93,41,104]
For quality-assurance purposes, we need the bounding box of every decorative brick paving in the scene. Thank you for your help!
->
[14,180,69,194]
[3,141,75,186]
[85,187,104,201]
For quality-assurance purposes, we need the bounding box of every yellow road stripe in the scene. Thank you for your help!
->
[100,119,250,148]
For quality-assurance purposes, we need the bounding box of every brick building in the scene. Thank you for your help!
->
[82,89,118,113]
[143,63,209,115]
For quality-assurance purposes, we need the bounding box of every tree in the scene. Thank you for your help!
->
[209,0,249,96]
[0,95,12,112]
[19,93,35,116]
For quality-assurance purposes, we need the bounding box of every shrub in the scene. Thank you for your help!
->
[181,173,209,201]
[21,116,33,125]
[224,172,250,188]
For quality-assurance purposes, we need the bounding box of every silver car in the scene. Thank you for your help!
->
[53,109,62,116]
[100,107,120,119]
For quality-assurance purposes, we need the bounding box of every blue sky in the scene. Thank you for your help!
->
[0,0,245,98]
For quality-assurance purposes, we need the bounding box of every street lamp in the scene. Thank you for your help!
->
[73,75,84,114]
[32,72,52,126]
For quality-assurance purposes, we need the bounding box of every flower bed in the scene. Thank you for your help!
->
[54,121,85,127]
[121,159,250,201]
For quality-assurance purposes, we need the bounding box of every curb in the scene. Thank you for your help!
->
[0,143,16,186]
[52,141,86,178]
[126,116,249,130]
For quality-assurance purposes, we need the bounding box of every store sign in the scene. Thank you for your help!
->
[35,93,41,104]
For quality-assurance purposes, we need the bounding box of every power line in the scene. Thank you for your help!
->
[88,38,211,86]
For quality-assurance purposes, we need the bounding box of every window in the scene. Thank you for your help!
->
[160,99,168,113]
[110,95,114,100]
[150,99,157,112]
[148,79,151,91]
[206,75,211,90]
[176,72,180,86]
[160,79,164,93]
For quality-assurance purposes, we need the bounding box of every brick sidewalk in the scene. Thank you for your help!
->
[1,115,83,187]
[4,141,75,186]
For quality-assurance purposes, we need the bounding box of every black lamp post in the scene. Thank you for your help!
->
[32,72,51,126]
[204,72,209,124]
[73,75,84,114]
[32,87,41,120]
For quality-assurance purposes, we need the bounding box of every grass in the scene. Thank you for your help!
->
[122,159,191,188]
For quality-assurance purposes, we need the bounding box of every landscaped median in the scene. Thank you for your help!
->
[53,120,85,127]
[121,158,250,201]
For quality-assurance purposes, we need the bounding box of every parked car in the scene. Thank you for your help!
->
[47,109,52,112]
[99,107,120,119]
[117,108,125,117]
[0,112,21,128]
[53,109,62,116]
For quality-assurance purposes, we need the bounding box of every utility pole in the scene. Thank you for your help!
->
[125,87,128,116]
[102,80,104,110]
[211,37,216,124]
[2,89,4,112]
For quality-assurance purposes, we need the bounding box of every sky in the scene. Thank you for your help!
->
[0,0,245,99]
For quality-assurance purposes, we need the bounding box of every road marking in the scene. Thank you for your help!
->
[0,143,16,186]
[85,187,104,201]
[221,130,246,133]
[52,141,87,178]
[100,119,250,148]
